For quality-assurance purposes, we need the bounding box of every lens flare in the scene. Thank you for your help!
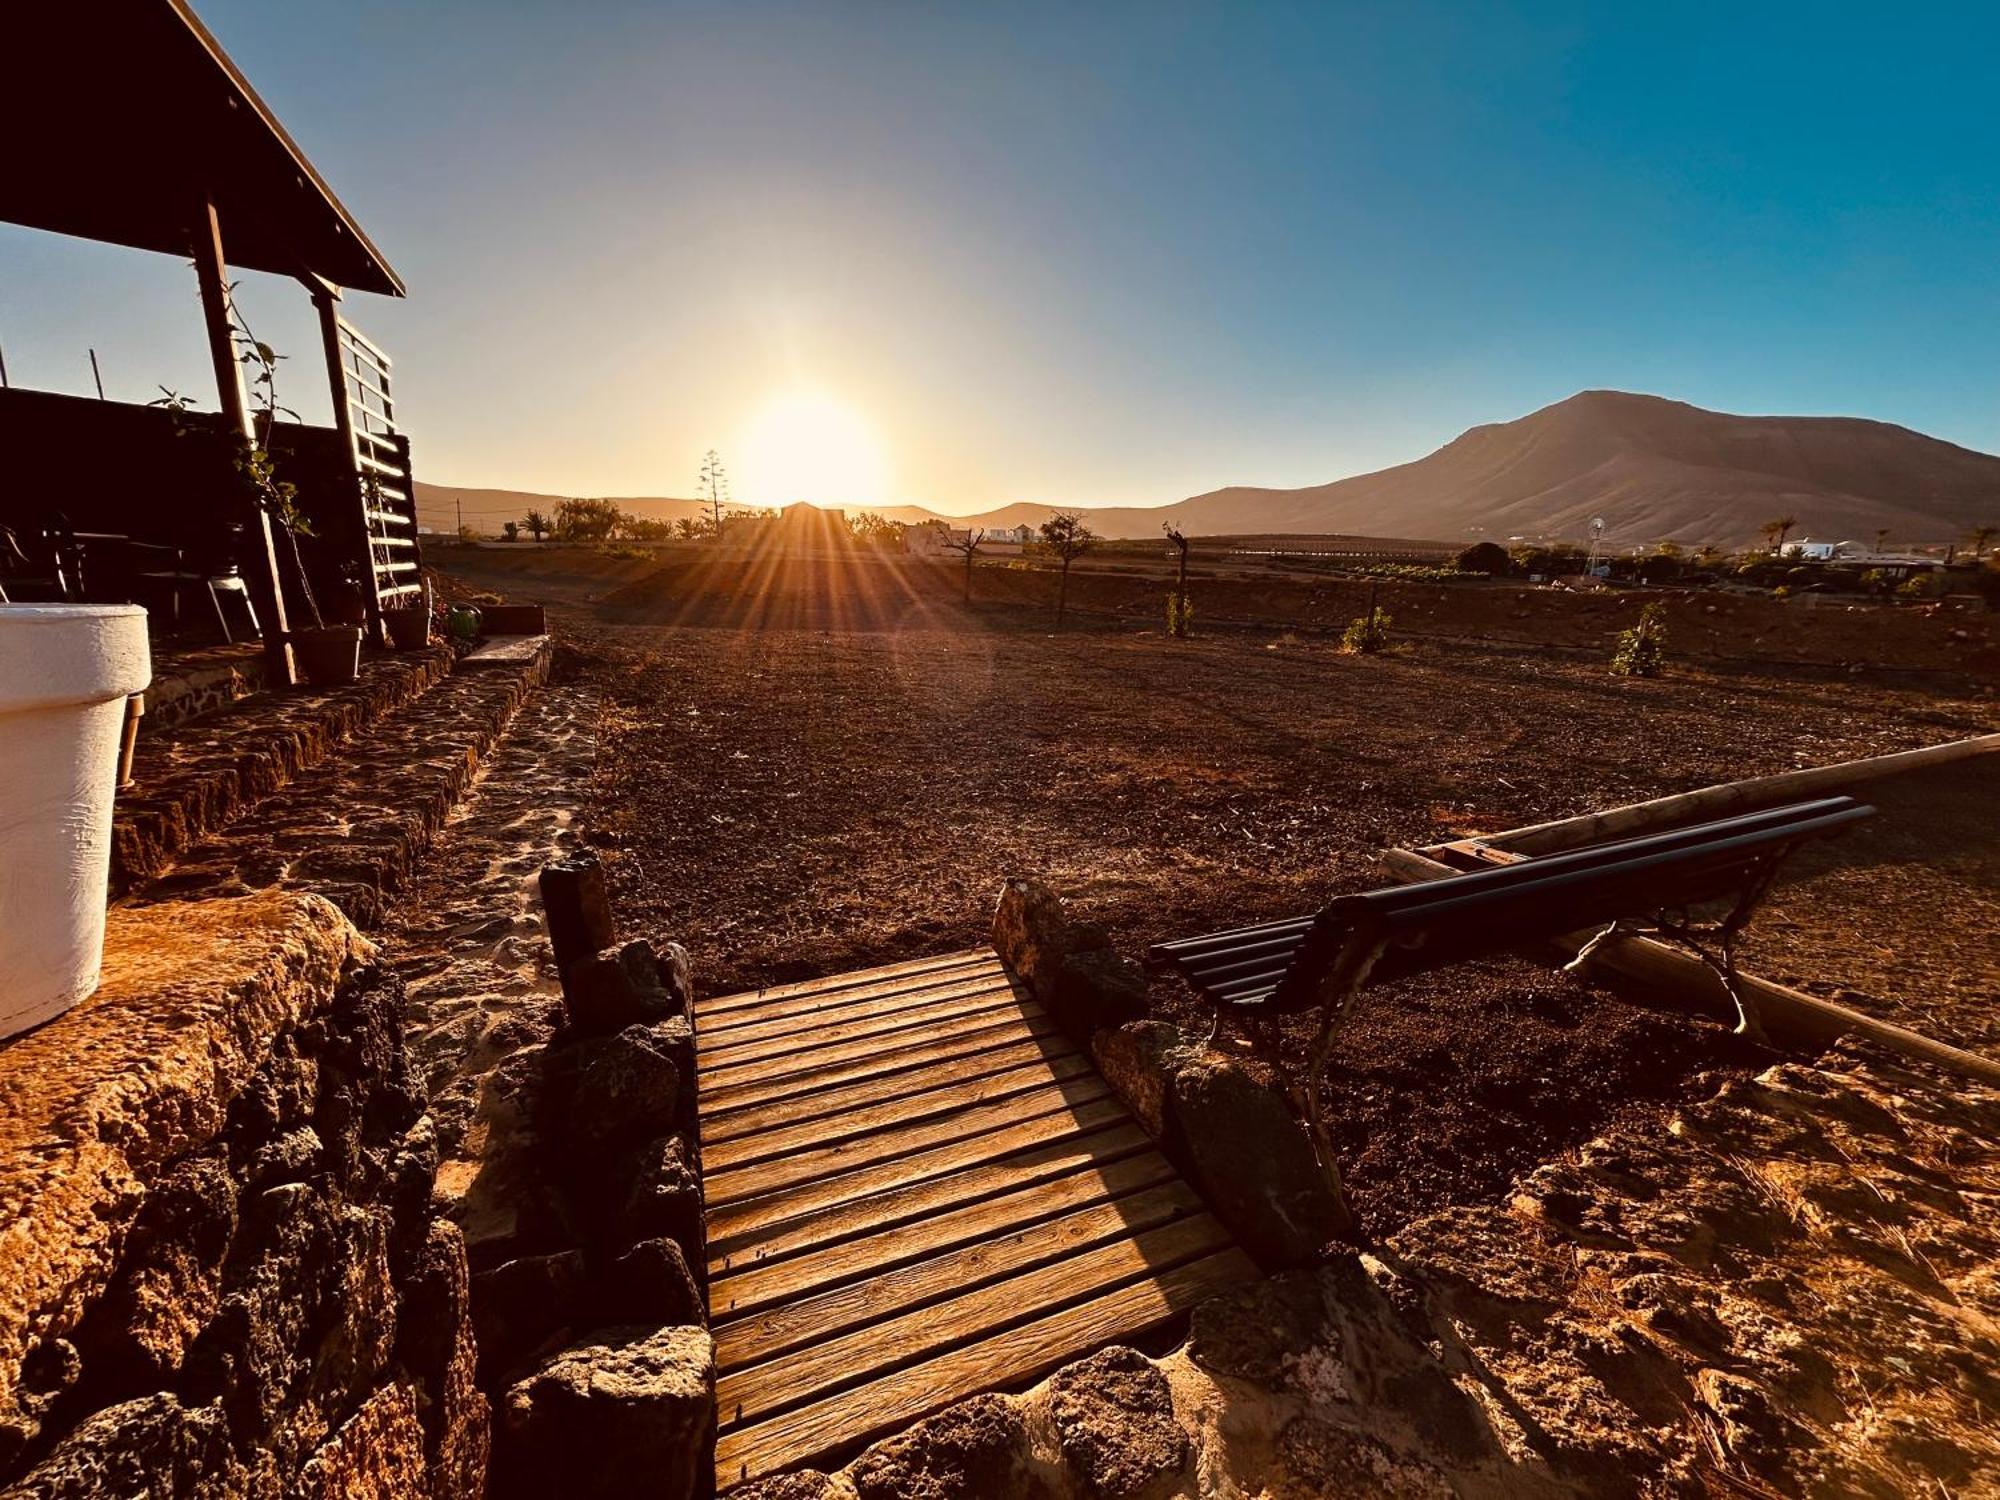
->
[736,389,887,509]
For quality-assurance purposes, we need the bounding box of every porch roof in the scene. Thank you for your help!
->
[2,0,403,297]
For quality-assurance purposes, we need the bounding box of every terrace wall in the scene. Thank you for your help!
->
[0,895,486,1498]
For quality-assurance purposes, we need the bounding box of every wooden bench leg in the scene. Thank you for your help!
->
[1293,933,1388,1242]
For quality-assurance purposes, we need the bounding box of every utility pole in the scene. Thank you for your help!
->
[456,495,464,539]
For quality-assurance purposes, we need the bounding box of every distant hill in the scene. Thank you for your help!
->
[418,391,2000,547]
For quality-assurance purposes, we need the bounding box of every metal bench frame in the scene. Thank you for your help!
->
[1147,796,1875,1228]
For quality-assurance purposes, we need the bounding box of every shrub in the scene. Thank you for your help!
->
[1610,602,1668,677]
[1166,591,1195,637]
[1340,610,1392,654]
[1454,541,1511,575]
[1897,572,1944,599]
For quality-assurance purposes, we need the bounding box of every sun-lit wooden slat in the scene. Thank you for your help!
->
[700,1011,1065,1112]
[714,1181,1206,1367]
[700,955,1006,1032]
[708,1122,1156,1268]
[697,971,1017,1054]
[703,1054,1099,1172]
[703,948,995,1014]
[712,1250,1255,1489]
[702,1031,1082,1144]
[695,947,1256,1489]
[696,985,1025,1070]
[706,1150,1183,1322]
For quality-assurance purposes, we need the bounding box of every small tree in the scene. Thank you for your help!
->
[940,527,986,604]
[1164,522,1191,637]
[674,516,709,542]
[1873,528,1891,557]
[1610,602,1668,677]
[848,511,901,546]
[502,520,519,542]
[699,450,731,534]
[1760,515,1798,554]
[1454,540,1510,575]
[1340,608,1391,653]
[1039,511,1096,629]
[1969,525,1998,560]
[1898,571,1943,600]
[554,497,623,542]
[523,509,550,543]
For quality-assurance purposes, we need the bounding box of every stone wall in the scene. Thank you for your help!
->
[991,876,1349,1269]
[0,895,485,1499]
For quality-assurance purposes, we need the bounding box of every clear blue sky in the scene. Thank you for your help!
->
[3,1,1996,512]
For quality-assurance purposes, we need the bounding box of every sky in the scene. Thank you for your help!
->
[4,1,1998,517]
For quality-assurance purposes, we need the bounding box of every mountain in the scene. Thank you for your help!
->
[417,392,2000,547]
[1162,391,2000,546]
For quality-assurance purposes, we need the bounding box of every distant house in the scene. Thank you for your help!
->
[1787,539,1866,562]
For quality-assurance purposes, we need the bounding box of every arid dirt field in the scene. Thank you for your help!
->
[438,542,2000,1494]
[439,545,1996,1226]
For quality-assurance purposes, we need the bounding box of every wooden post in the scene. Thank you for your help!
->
[194,198,295,685]
[1474,734,2000,858]
[539,854,618,985]
[310,279,386,644]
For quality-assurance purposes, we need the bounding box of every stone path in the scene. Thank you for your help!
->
[386,682,599,1267]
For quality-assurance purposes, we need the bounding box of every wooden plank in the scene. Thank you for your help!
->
[705,1097,1133,1251]
[703,1054,1099,1172]
[696,992,1040,1088]
[700,968,1011,1041]
[696,987,1028,1070]
[697,972,1018,1055]
[717,1212,1234,1426]
[699,956,1006,1032]
[702,1031,1081,1144]
[1482,733,2000,857]
[698,997,1049,1091]
[713,1249,1257,1486]
[700,950,994,1015]
[707,1150,1182,1322]
[714,1182,1206,1367]
[705,1075,1113,1208]
[699,1012,1067,1116]
[700,1010,1063,1111]
[708,1121,1154,1270]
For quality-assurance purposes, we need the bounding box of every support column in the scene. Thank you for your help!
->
[310,280,386,644]
[193,198,295,686]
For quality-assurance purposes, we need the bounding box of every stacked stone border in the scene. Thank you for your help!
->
[0,895,485,1497]
[113,645,454,897]
[132,640,551,928]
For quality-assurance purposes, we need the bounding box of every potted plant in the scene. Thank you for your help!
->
[383,599,432,651]
[237,439,361,686]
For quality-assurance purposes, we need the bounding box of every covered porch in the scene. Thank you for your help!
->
[0,0,422,685]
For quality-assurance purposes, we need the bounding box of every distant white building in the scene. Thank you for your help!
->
[1786,538,1865,562]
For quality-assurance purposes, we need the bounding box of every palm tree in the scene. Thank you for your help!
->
[523,509,549,543]
[1761,515,1798,554]
[1969,524,1998,560]
[1873,527,1891,557]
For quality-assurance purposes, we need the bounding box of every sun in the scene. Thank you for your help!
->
[735,389,888,509]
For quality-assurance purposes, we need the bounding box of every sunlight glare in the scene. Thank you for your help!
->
[736,389,888,509]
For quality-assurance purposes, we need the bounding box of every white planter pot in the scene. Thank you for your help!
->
[0,605,151,1039]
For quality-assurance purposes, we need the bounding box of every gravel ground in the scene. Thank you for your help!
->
[438,547,1997,1234]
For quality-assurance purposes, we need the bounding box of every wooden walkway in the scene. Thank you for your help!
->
[698,947,1255,1488]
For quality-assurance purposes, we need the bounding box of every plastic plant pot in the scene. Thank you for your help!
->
[293,624,363,686]
[0,604,152,1038]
